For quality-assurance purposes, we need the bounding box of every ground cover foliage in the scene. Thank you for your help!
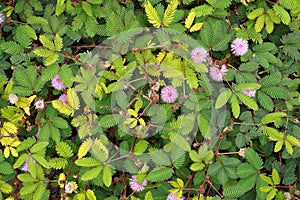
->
[0,0,300,199]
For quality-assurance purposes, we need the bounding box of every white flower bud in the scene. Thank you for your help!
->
[9,94,18,104]
[34,99,44,110]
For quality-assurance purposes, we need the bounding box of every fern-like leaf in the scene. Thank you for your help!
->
[245,148,263,170]
[145,1,161,28]
[49,158,68,169]
[56,142,74,158]
[163,0,178,26]
[147,167,173,182]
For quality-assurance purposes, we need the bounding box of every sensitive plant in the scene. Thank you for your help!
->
[0,0,299,200]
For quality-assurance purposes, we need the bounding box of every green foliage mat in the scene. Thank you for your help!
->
[0,0,300,199]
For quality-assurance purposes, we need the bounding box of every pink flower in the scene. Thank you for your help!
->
[231,38,248,56]
[209,64,227,81]
[0,13,5,24]
[52,75,65,90]
[241,90,256,98]
[21,157,36,172]
[161,86,178,103]
[65,182,74,193]
[191,47,209,63]
[59,94,69,104]
[167,192,185,200]
[129,175,147,192]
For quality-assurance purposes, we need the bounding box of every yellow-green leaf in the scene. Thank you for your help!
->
[247,8,264,19]
[163,0,178,26]
[271,169,280,185]
[145,1,161,28]
[255,14,265,32]
[265,14,274,34]
[128,109,138,118]
[274,140,283,152]
[82,2,93,17]
[286,135,300,147]
[39,35,55,51]
[285,140,293,155]
[231,94,240,118]
[185,12,195,29]
[54,34,63,51]
[215,89,232,109]
[190,23,203,32]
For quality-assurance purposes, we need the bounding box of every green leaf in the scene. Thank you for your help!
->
[272,169,280,185]
[247,8,264,19]
[236,93,258,110]
[231,94,240,118]
[261,112,287,124]
[32,154,49,168]
[81,166,102,181]
[13,154,28,169]
[147,167,173,182]
[286,135,300,147]
[189,150,201,162]
[87,0,102,4]
[185,12,195,29]
[257,91,274,112]
[215,89,232,109]
[145,1,161,28]
[82,2,93,16]
[145,191,153,200]
[237,163,257,178]
[56,142,74,158]
[86,189,97,200]
[27,16,48,25]
[103,165,113,187]
[267,188,278,200]
[245,148,263,170]
[235,83,261,91]
[163,0,178,26]
[75,157,101,167]
[218,168,228,184]
[30,142,49,153]
[260,174,273,185]
[17,173,38,182]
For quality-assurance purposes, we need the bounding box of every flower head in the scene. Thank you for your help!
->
[65,182,74,194]
[209,64,227,81]
[0,13,5,24]
[191,47,209,63]
[59,94,69,104]
[241,90,256,98]
[52,75,65,90]
[21,157,36,172]
[167,192,185,200]
[129,175,147,192]
[231,38,248,56]
[161,86,178,103]
[34,99,45,110]
[9,94,18,104]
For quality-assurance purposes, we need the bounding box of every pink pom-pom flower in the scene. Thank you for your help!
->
[129,175,147,192]
[167,192,185,200]
[191,47,209,63]
[58,94,69,104]
[161,86,178,103]
[231,38,249,56]
[52,75,66,90]
[209,64,228,81]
